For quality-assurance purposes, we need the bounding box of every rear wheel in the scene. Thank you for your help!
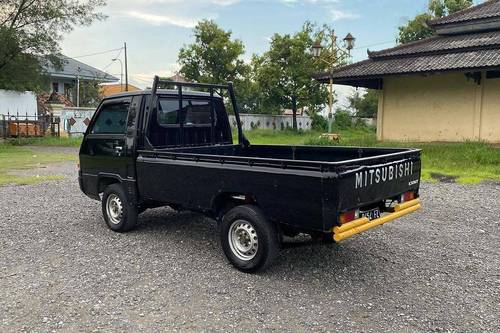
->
[102,183,138,232]
[220,205,279,273]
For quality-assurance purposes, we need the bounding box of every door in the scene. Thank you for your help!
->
[80,97,132,180]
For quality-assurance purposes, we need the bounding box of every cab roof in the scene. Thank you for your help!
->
[103,89,222,100]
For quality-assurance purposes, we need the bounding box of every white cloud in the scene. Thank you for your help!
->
[133,64,181,88]
[278,0,359,22]
[110,0,239,6]
[124,11,200,28]
[279,0,340,5]
[115,0,231,28]
[211,0,240,6]
[330,9,359,21]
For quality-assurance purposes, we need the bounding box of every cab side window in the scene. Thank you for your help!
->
[184,100,214,125]
[148,96,231,148]
[91,102,130,134]
[156,98,213,126]
[157,99,186,125]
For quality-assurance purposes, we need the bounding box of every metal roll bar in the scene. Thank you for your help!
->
[149,76,249,147]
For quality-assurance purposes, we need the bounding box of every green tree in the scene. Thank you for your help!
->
[348,89,379,118]
[0,29,43,91]
[178,20,255,112]
[0,0,106,91]
[178,20,248,83]
[398,0,473,44]
[254,23,328,129]
[78,80,103,107]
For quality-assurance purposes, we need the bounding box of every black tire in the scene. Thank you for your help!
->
[102,183,138,232]
[220,205,280,273]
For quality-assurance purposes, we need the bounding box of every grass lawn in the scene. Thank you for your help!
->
[238,128,500,184]
[4,136,83,147]
[2,128,498,185]
[0,144,76,186]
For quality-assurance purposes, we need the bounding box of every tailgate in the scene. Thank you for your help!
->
[333,151,421,213]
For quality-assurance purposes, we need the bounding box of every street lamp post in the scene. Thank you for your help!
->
[312,29,355,133]
[112,58,124,92]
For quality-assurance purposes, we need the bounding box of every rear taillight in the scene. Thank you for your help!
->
[401,191,415,203]
[339,209,359,224]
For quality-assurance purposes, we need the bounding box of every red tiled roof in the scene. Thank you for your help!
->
[37,92,74,115]
[100,84,141,97]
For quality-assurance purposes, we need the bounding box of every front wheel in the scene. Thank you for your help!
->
[220,205,279,273]
[102,183,138,232]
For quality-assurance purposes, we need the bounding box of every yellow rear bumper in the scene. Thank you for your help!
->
[332,198,421,242]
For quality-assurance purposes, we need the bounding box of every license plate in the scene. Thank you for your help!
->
[359,208,381,220]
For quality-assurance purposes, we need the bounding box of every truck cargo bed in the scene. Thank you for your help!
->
[139,144,420,171]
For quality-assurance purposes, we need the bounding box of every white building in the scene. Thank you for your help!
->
[43,55,118,105]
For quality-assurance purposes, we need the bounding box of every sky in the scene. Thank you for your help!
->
[61,0,480,107]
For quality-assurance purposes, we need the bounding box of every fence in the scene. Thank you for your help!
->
[1,112,60,139]
[60,107,96,137]
[229,114,312,131]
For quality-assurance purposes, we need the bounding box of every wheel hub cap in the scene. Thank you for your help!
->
[106,194,123,225]
[228,220,258,261]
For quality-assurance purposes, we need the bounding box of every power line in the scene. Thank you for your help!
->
[99,48,124,74]
[69,47,124,59]
[114,47,123,61]
[355,40,395,50]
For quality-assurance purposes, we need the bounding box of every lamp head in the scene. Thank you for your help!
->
[343,33,355,51]
[312,40,323,58]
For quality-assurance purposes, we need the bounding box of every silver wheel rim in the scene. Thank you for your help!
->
[228,220,258,261]
[106,194,123,225]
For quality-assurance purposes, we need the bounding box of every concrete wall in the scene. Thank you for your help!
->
[0,89,38,117]
[60,107,95,136]
[56,110,313,137]
[229,114,312,131]
[378,72,500,143]
[481,75,500,142]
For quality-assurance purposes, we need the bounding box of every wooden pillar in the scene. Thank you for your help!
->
[472,71,485,140]
[376,86,385,141]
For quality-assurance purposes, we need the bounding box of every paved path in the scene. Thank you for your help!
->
[0,148,498,332]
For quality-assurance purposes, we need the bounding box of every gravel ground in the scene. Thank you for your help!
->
[0,149,499,332]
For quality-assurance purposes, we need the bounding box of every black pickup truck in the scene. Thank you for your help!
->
[79,77,422,272]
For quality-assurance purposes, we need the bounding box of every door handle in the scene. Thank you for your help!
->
[115,146,123,156]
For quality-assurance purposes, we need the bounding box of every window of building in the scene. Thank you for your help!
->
[64,83,73,100]
[52,82,59,93]
[486,71,500,79]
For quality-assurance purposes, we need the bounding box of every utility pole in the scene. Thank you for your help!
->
[124,42,129,92]
[76,66,81,107]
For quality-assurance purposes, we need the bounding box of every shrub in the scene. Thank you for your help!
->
[310,113,328,131]
[334,110,353,129]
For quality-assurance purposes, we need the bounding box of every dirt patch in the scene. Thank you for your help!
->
[28,145,79,156]
[8,160,77,179]
[430,172,458,183]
